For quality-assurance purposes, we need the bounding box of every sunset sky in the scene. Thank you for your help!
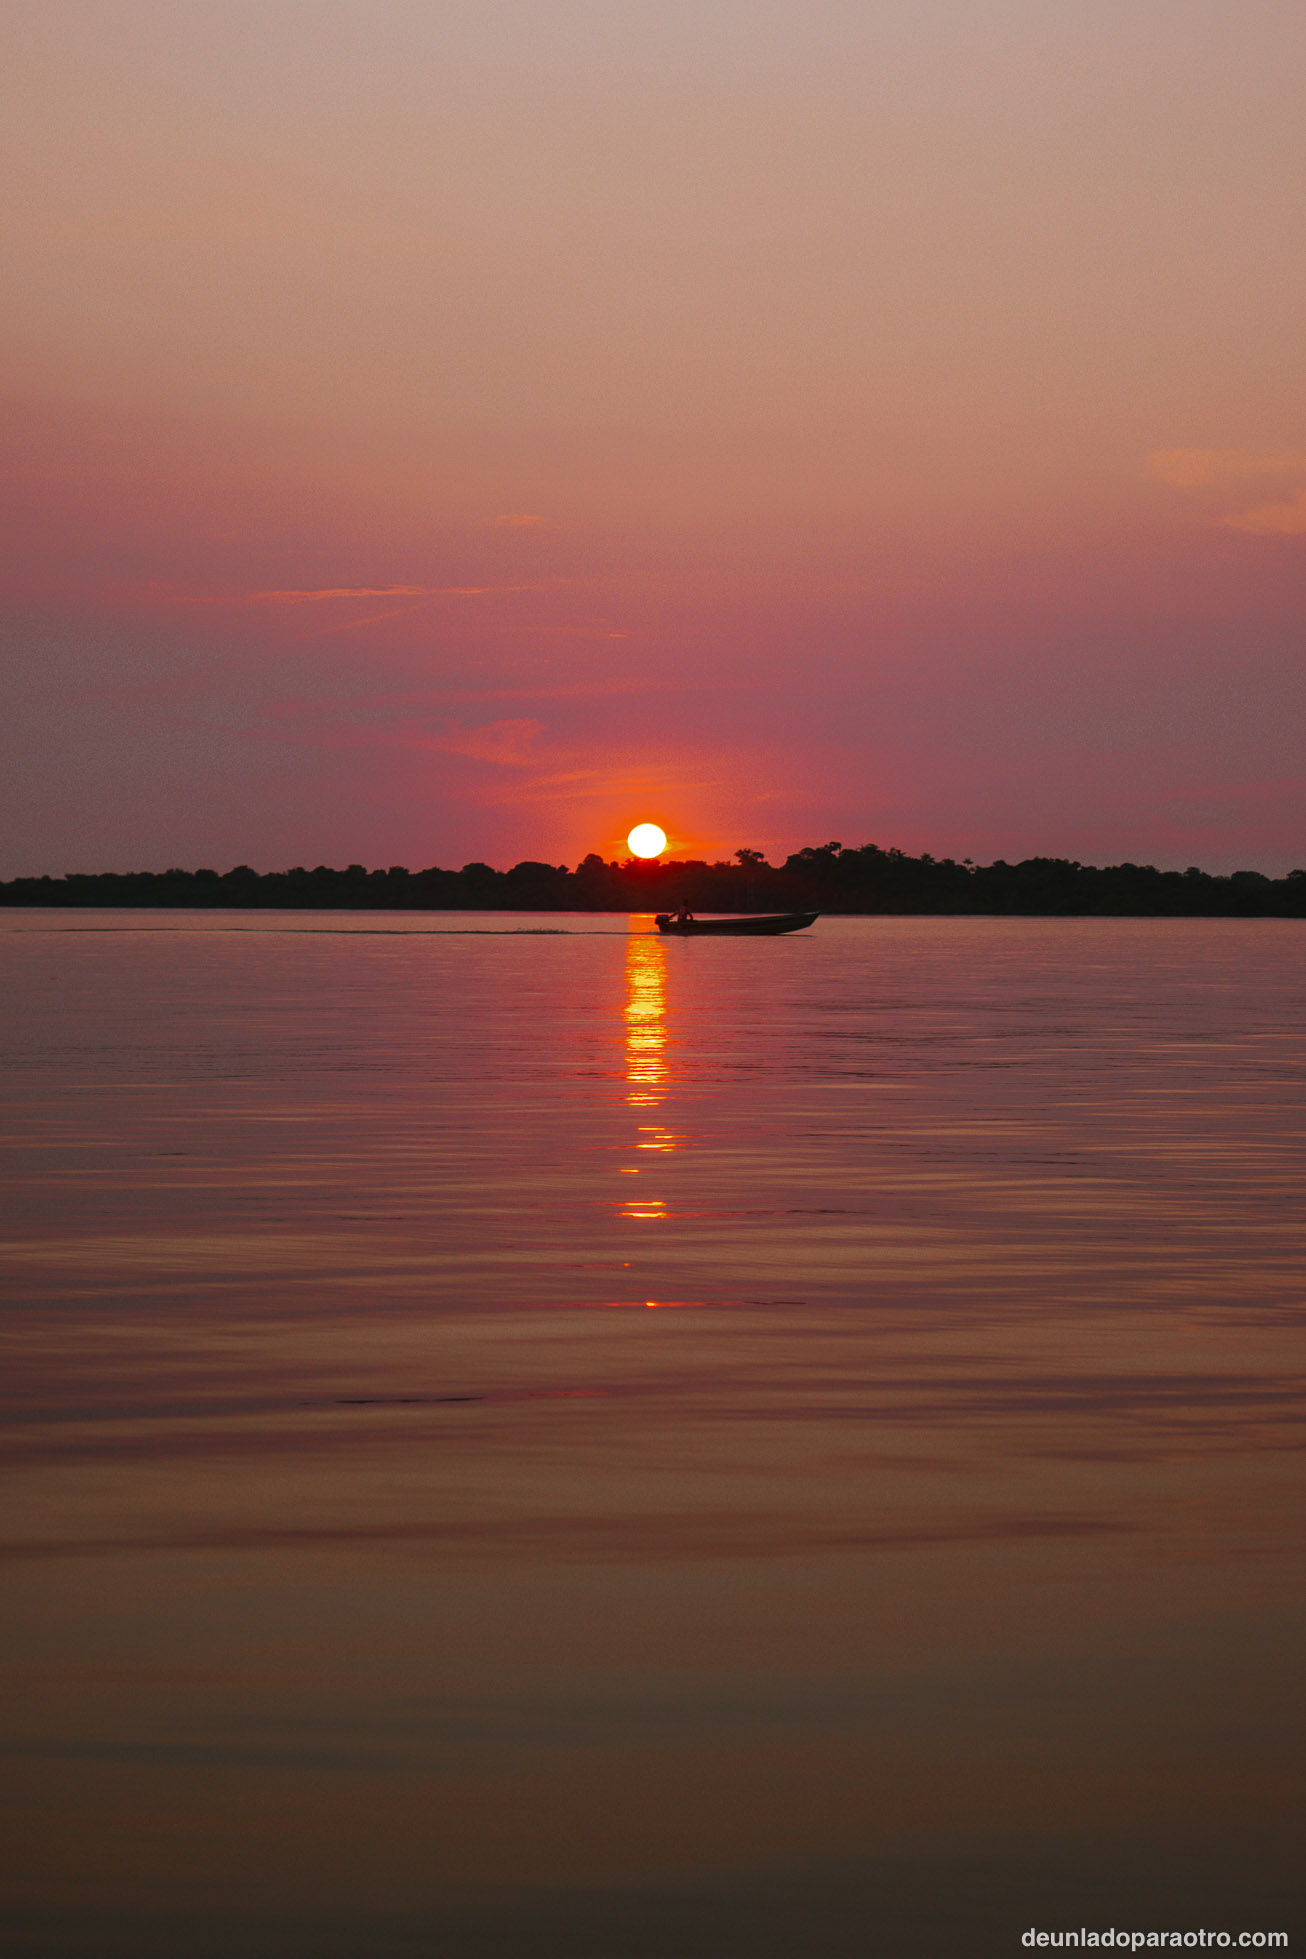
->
[3,0,1304,876]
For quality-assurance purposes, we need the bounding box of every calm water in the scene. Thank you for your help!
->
[1,912,1303,1957]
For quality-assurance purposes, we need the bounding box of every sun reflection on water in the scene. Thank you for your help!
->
[621,926,677,1219]
[620,1197,669,1221]
[623,927,669,1108]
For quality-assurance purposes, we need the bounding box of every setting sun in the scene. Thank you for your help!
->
[627,824,667,859]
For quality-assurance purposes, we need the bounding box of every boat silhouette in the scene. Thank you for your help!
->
[654,911,818,936]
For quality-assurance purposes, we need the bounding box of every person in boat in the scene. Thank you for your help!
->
[674,902,693,923]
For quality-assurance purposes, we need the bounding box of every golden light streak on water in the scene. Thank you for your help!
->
[623,925,668,1107]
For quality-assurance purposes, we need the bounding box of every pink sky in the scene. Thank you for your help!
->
[3,0,1305,876]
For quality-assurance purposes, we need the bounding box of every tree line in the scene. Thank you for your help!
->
[3,843,1305,915]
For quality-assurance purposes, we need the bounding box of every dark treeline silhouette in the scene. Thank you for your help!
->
[3,844,1306,915]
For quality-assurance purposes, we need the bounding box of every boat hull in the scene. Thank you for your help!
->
[654,911,818,936]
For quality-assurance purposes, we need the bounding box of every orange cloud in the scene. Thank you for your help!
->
[1223,489,1306,536]
[1149,449,1306,488]
[1150,448,1306,535]
[424,719,545,767]
[247,585,500,604]
[494,513,546,527]
[150,583,557,606]
[291,601,442,641]
[408,720,738,850]
[516,624,630,638]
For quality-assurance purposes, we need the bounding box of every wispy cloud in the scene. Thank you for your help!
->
[478,769,725,807]
[1149,447,1306,534]
[248,585,510,604]
[150,582,560,606]
[291,600,440,641]
[493,513,546,527]
[1223,488,1306,536]
[398,718,728,812]
[511,628,630,642]
[421,719,545,767]
[472,678,650,702]
[1149,449,1306,489]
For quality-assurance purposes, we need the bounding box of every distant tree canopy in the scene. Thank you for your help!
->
[3,846,1305,916]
